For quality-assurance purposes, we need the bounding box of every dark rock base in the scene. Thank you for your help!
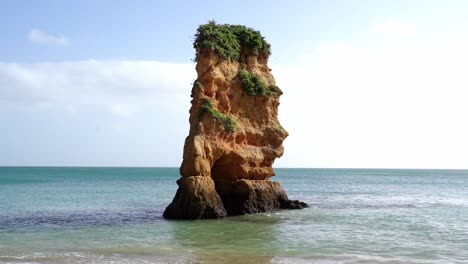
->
[163,176,226,220]
[281,199,308,209]
[215,179,308,216]
[163,177,308,220]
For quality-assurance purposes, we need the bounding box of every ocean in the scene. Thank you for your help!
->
[0,167,467,263]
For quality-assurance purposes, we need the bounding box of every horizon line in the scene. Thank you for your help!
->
[0,165,467,171]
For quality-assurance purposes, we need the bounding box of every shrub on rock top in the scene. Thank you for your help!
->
[194,20,271,61]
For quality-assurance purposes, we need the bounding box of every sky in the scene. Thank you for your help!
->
[1,0,468,169]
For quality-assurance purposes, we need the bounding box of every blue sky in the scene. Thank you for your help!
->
[1,1,468,168]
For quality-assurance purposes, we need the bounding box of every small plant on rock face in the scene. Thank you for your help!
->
[266,85,282,96]
[238,69,279,96]
[199,99,236,132]
[199,99,213,116]
[218,115,236,132]
[194,79,204,90]
[238,69,265,96]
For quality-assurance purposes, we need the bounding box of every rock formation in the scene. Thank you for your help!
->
[163,21,307,220]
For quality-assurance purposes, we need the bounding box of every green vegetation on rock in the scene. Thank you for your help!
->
[199,99,236,132]
[194,79,204,90]
[194,21,271,61]
[238,69,279,96]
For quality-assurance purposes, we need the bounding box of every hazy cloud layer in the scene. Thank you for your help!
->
[371,20,416,35]
[1,36,468,168]
[0,60,195,116]
[27,28,69,46]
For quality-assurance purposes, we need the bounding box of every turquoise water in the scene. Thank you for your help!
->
[0,167,467,263]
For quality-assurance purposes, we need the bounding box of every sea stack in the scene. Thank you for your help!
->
[163,21,307,219]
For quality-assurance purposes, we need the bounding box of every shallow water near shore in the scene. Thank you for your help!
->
[1,167,467,263]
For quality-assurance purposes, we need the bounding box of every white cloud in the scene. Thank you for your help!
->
[371,20,416,35]
[28,28,69,46]
[0,60,195,116]
[274,39,468,169]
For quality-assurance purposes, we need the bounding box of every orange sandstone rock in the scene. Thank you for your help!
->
[179,50,288,181]
[163,22,307,219]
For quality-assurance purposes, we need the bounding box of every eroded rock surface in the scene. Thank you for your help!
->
[216,179,288,216]
[163,22,307,220]
[179,50,288,181]
[163,176,226,219]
